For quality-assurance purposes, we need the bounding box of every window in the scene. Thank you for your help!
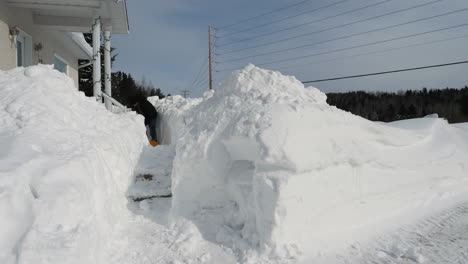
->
[54,55,68,74]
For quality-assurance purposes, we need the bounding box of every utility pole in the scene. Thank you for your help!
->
[181,90,190,98]
[208,25,213,90]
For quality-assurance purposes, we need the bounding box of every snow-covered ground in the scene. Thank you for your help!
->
[154,65,468,263]
[1,65,468,264]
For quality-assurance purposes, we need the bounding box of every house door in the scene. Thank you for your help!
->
[16,37,24,67]
[16,29,32,67]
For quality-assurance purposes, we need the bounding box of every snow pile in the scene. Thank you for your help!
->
[148,93,208,145]
[157,65,468,262]
[0,65,147,263]
[3,64,467,264]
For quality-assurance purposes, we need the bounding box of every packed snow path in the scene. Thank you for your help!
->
[127,145,174,201]
[115,145,238,264]
[334,202,468,264]
[378,203,468,264]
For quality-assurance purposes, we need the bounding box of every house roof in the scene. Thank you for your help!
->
[4,0,129,34]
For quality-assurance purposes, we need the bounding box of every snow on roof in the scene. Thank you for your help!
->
[68,32,92,59]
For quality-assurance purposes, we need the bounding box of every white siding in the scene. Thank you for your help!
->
[0,3,81,88]
[0,19,16,70]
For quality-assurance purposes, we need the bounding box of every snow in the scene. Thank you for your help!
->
[127,145,174,200]
[68,32,93,58]
[1,64,468,263]
[0,65,147,263]
[154,64,468,262]
[0,65,235,264]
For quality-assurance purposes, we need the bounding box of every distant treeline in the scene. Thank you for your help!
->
[326,87,468,123]
[110,72,165,107]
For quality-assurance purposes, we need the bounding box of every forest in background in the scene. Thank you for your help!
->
[327,86,468,123]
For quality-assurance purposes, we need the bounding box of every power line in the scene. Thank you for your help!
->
[193,69,209,88]
[273,34,468,71]
[217,23,468,71]
[193,74,209,89]
[216,0,442,48]
[195,78,209,90]
[188,57,208,91]
[301,60,468,83]
[189,58,208,88]
[218,8,468,63]
[217,0,443,54]
[218,0,350,38]
[216,0,313,30]
[192,76,208,93]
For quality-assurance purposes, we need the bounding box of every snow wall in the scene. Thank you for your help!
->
[153,65,468,261]
[0,65,147,263]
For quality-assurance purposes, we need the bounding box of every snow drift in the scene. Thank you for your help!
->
[2,63,468,264]
[154,65,468,261]
[0,65,147,263]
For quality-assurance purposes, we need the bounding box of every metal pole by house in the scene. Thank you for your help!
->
[104,28,112,110]
[208,25,213,90]
[92,17,102,101]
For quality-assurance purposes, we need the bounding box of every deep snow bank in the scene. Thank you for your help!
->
[155,65,468,261]
[0,65,147,263]
[148,92,207,145]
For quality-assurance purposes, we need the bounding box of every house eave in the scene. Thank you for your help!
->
[5,0,130,34]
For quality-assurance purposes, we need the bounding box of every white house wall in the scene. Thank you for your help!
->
[0,19,16,70]
[0,3,80,88]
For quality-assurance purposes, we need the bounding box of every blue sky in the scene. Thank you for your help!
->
[112,0,468,97]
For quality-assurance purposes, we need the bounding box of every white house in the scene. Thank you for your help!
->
[0,0,129,109]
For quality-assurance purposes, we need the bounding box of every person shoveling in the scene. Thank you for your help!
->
[130,96,158,147]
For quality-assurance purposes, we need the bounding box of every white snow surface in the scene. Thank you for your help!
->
[153,64,468,263]
[0,65,147,263]
[2,64,468,264]
[0,65,236,264]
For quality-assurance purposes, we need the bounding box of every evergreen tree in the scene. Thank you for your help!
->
[385,104,396,122]
[461,92,468,117]
[397,104,408,120]
[78,33,117,96]
[408,104,417,117]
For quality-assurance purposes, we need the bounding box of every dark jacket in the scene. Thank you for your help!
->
[134,98,157,125]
